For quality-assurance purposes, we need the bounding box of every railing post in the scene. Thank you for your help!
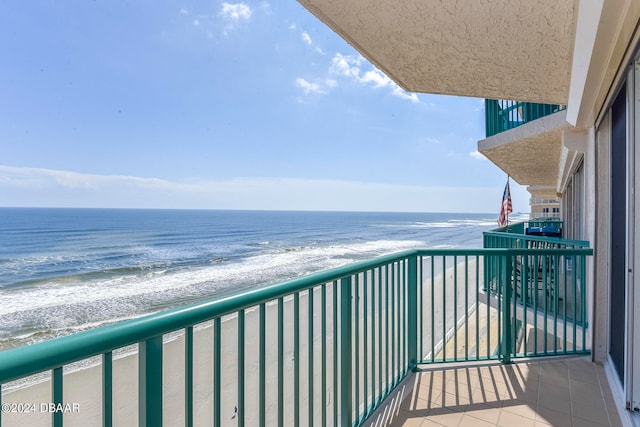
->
[139,335,163,427]
[237,311,245,427]
[103,352,113,427]
[501,255,512,364]
[408,255,418,371]
[259,304,266,427]
[340,277,353,427]
[214,318,221,427]
[485,99,498,137]
[52,367,63,427]
[185,327,193,427]
[482,233,492,293]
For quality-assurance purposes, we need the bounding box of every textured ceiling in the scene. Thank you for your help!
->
[478,111,571,187]
[481,131,564,187]
[298,0,575,104]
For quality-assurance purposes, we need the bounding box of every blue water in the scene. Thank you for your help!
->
[0,208,507,350]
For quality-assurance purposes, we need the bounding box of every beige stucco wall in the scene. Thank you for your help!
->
[555,125,597,359]
[593,113,610,363]
[583,127,598,361]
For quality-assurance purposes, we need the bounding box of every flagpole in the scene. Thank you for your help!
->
[506,176,510,231]
[498,175,513,229]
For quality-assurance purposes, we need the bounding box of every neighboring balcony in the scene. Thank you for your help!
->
[485,100,566,138]
[0,223,623,427]
[479,101,571,191]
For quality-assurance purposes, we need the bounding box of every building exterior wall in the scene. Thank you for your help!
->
[529,202,560,219]
[558,3,640,415]
[591,62,638,422]
[594,114,611,365]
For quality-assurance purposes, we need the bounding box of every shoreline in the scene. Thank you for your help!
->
[2,256,480,427]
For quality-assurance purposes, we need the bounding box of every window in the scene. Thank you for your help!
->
[564,160,585,240]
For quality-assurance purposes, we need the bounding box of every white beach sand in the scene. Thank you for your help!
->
[2,256,481,427]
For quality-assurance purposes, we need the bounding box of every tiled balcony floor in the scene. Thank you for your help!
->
[367,356,623,427]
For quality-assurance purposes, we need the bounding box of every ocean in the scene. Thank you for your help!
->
[0,208,506,351]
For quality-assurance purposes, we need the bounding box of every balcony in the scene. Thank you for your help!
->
[371,355,621,426]
[0,224,619,427]
[485,100,566,138]
[529,198,560,206]
[479,102,571,190]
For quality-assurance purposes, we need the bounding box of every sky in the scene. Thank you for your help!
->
[0,1,530,214]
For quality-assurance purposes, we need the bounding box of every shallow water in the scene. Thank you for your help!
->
[0,208,515,349]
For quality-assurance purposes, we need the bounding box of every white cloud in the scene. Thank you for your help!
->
[360,69,390,88]
[295,78,326,95]
[181,4,255,36]
[220,3,252,23]
[295,78,321,95]
[469,150,487,160]
[289,24,296,30]
[294,77,337,96]
[259,1,271,13]
[326,53,419,103]
[392,87,419,102]
[330,53,361,78]
[0,166,169,191]
[302,31,312,45]
[0,165,513,213]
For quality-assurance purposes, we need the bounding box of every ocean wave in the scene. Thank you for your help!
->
[0,209,507,352]
[1,263,170,290]
[0,239,427,343]
[408,219,498,228]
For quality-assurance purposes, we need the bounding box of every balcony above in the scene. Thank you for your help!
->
[478,107,571,188]
[529,198,560,206]
[485,100,566,138]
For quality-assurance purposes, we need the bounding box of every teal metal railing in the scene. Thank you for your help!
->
[483,229,585,251]
[490,221,526,235]
[0,247,592,426]
[483,222,590,335]
[527,218,564,231]
[485,99,566,137]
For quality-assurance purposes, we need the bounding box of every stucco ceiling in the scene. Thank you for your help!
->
[478,111,571,187]
[298,0,576,104]
[481,131,564,187]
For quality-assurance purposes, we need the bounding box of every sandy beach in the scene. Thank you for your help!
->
[417,255,487,362]
[2,256,481,427]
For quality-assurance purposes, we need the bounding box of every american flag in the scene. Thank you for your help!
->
[498,179,512,226]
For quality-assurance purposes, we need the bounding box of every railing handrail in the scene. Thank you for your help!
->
[483,230,590,248]
[488,219,562,230]
[484,219,589,247]
[0,245,594,426]
[529,198,560,204]
[0,247,592,385]
[485,99,566,137]
[0,248,416,383]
